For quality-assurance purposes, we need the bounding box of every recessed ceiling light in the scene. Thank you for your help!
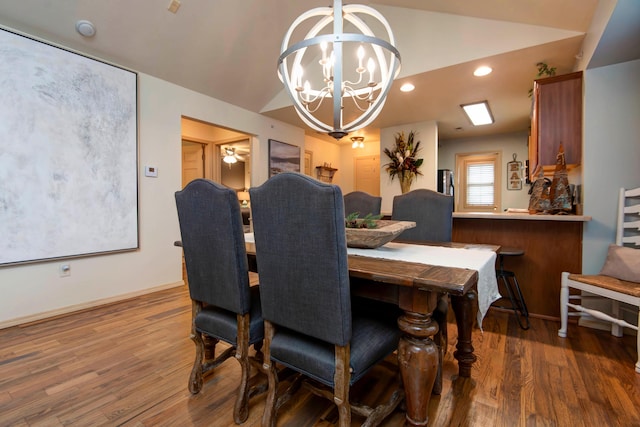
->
[473,66,492,77]
[75,20,96,37]
[461,101,494,126]
[400,83,415,92]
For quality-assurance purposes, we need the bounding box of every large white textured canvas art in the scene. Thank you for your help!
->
[0,28,138,265]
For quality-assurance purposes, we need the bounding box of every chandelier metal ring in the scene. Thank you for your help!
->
[278,0,401,140]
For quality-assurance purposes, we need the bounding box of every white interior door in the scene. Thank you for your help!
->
[182,141,205,188]
[354,155,380,196]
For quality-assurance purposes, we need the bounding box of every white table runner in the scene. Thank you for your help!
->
[348,242,500,327]
[245,233,500,327]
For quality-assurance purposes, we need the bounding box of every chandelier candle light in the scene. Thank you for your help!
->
[278,0,401,139]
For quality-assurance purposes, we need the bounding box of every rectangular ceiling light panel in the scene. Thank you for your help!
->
[461,101,494,126]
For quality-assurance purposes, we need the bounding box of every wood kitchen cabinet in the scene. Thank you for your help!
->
[529,71,583,181]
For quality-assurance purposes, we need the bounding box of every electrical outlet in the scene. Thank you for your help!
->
[59,264,71,277]
[144,165,158,177]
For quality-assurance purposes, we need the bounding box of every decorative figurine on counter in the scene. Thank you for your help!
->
[549,143,572,214]
[528,165,551,214]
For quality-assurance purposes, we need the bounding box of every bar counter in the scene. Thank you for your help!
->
[451,212,591,320]
[453,211,591,222]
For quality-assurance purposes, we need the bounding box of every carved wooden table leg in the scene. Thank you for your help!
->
[431,294,449,395]
[451,290,477,377]
[397,310,439,426]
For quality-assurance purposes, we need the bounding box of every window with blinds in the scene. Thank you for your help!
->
[455,152,501,212]
[466,162,494,206]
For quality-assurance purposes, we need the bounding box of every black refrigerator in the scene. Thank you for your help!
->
[437,169,454,196]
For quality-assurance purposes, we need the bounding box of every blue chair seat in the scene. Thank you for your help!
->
[269,308,401,387]
[195,286,264,346]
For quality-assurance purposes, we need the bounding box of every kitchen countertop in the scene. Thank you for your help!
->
[453,211,591,221]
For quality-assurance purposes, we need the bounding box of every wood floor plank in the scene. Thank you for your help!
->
[2,283,640,426]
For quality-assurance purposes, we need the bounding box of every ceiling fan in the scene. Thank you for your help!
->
[223,147,238,164]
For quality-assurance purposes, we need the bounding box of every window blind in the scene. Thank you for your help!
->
[466,162,494,206]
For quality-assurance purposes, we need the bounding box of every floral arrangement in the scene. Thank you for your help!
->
[383,130,423,181]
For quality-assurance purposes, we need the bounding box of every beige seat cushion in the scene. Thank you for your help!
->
[599,244,640,283]
[568,273,640,297]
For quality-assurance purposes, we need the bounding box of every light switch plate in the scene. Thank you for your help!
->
[145,166,158,177]
[168,0,181,13]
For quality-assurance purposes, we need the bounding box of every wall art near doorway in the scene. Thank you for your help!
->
[268,139,300,177]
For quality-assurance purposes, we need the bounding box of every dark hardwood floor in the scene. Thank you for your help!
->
[1,276,640,426]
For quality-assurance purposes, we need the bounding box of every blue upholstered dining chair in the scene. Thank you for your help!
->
[250,172,404,427]
[343,190,382,217]
[391,188,453,243]
[175,179,265,424]
[391,188,454,394]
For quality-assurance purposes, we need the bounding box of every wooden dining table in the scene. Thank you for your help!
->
[245,238,499,426]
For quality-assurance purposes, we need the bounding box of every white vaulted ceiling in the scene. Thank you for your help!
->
[0,0,637,143]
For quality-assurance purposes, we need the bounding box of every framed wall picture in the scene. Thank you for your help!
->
[0,27,138,266]
[269,139,300,177]
[507,153,523,190]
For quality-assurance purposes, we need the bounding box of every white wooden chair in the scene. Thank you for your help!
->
[559,187,640,372]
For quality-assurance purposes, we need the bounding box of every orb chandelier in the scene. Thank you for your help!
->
[278,0,401,140]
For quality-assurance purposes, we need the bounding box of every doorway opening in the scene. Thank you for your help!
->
[180,116,252,190]
[179,116,253,282]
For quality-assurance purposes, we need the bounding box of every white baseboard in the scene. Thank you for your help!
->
[0,281,185,330]
[578,317,612,331]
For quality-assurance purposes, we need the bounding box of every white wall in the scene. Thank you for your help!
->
[438,131,531,211]
[0,73,304,327]
[303,135,343,187]
[3,47,636,328]
[379,121,438,213]
[338,136,382,195]
[302,135,382,192]
[582,59,640,273]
